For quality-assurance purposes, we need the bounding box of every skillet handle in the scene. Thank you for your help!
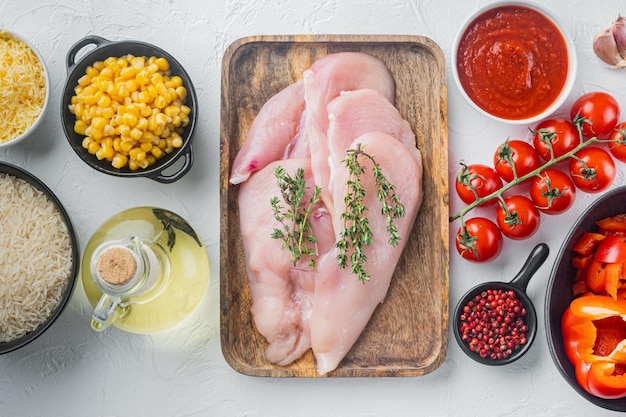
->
[509,243,550,293]
[66,35,110,74]
[148,145,194,184]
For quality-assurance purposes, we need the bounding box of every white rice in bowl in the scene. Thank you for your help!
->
[0,173,73,343]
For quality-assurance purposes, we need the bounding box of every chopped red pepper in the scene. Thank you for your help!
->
[573,232,606,256]
[606,263,623,301]
[595,234,626,264]
[587,260,607,293]
[572,254,593,270]
[597,214,626,233]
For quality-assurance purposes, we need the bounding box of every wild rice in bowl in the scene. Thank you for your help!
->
[0,173,73,343]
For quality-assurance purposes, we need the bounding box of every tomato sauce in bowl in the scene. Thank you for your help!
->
[453,3,576,123]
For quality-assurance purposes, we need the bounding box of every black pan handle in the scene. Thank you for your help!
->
[509,243,550,293]
[66,35,110,74]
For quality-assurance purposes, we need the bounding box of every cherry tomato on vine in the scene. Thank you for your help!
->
[608,122,626,162]
[494,140,541,183]
[531,118,580,161]
[455,217,503,263]
[570,91,620,139]
[568,147,616,193]
[496,195,541,240]
[529,169,576,215]
[455,163,503,206]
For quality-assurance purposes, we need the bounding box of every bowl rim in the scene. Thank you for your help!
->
[451,0,578,125]
[0,162,79,354]
[0,30,51,148]
[545,186,626,411]
[60,35,198,183]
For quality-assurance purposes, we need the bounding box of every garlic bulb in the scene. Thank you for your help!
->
[593,15,626,69]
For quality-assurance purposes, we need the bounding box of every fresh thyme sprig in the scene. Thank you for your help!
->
[336,143,406,282]
[270,166,321,268]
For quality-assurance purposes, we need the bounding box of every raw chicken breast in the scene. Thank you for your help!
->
[229,81,305,184]
[310,132,423,375]
[326,89,421,168]
[238,158,335,366]
[303,52,396,133]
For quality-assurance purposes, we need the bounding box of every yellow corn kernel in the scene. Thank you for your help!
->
[163,105,180,118]
[131,56,145,69]
[169,75,183,88]
[139,132,154,143]
[136,70,150,85]
[120,139,134,153]
[100,66,114,79]
[140,142,152,152]
[139,102,152,117]
[117,56,129,67]
[175,86,187,101]
[112,137,122,152]
[86,66,99,78]
[96,143,115,161]
[111,153,128,169]
[128,159,139,171]
[136,117,148,131]
[119,66,135,80]
[145,84,157,98]
[102,107,115,119]
[103,124,116,137]
[93,60,105,71]
[180,105,191,116]
[117,124,131,137]
[81,136,93,149]
[136,158,150,169]
[150,146,163,159]
[170,133,183,148]
[129,148,146,161]
[87,140,100,155]
[83,94,98,105]
[91,116,107,130]
[146,154,156,165]
[122,112,138,127]
[74,120,88,136]
[98,91,112,107]
[146,63,159,74]
[125,79,138,93]
[129,127,144,141]
[77,74,91,87]
[91,128,103,140]
[155,57,169,71]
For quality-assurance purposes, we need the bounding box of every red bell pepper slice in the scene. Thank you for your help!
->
[563,295,626,399]
[595,234,626,264]
[573,232,606,256]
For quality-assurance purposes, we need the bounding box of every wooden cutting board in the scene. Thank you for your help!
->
[219,34,449,377]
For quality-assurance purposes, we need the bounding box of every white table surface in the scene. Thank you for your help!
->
[2,0,626,415]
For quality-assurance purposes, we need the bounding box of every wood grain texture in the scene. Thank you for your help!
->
[219,35,449,377]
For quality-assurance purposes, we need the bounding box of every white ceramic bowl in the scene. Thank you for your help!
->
[0,30,50,148]
[452,1,577,125]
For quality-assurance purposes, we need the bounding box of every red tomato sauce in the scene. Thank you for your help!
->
[456,5,569,120]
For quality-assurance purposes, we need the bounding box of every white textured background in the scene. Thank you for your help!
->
[1,0,626,416]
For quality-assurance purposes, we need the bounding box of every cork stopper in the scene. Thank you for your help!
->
[96,246,137,285]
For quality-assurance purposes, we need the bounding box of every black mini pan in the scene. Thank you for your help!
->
[453,243,549,365]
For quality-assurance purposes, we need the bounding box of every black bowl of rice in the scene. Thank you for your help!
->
[0,162,78,354]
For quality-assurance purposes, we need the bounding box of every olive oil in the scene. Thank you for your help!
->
[82,207,210,333]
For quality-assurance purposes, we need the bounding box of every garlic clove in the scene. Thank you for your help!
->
[612,15,626,60]
[593,26,623,67]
